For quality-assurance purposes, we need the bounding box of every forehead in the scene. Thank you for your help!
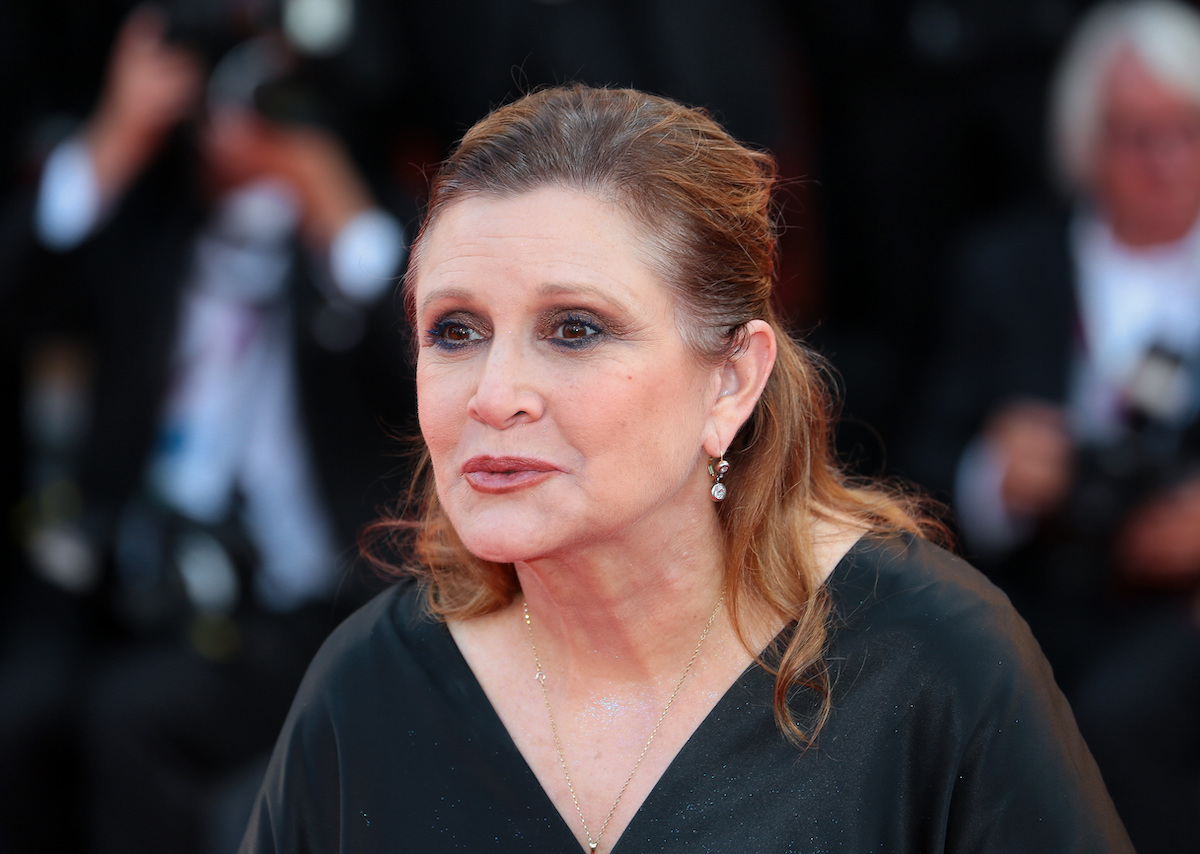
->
[1103,49,1200,121]
[414,187,667,309]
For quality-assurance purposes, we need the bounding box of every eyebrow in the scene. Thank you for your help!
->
[536,282,634,314]
[417,281,635,317]
[416,285,474,316]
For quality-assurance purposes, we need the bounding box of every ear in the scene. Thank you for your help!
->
[702,320,776,458]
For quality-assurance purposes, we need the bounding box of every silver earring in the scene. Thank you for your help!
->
[708,455,730,501]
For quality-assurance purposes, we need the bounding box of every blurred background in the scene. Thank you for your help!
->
[1,0,1197,852]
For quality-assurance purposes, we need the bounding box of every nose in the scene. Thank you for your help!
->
[467,337,546,428]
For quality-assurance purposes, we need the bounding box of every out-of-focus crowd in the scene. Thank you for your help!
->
[0,1,1196,852]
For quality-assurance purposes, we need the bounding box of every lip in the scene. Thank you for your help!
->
[461,456,560,493]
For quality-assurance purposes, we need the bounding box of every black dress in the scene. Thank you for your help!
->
[239,535,1134,853]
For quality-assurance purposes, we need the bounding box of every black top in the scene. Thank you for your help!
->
[240,535,1133,853]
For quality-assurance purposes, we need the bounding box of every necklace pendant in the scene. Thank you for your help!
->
[588,844,598,852]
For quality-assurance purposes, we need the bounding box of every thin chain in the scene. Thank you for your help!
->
[523,594,724,853]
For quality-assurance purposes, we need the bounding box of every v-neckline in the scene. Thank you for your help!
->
[427,540,864,852]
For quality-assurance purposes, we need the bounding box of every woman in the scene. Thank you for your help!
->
[240,85,1132,853]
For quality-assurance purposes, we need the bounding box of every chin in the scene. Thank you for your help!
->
[441,485,580,565]
[449,513,550,565]
[458,534,542,566]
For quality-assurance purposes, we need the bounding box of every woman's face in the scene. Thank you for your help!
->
[413,186,724,565]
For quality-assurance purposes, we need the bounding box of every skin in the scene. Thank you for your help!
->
[85,6,203,203]
[414,187,746,577]
[1090,48,1200,248]
[985,401,1075,520]
[414,187,857,850]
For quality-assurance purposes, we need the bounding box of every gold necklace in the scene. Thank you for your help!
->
[522,594,724,853]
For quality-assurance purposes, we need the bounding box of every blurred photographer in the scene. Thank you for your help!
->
[0,3,410,851]
[898,3,1200,849]
[903,0,1200,645]
[970,0,1200,593]
[24,1,408,618]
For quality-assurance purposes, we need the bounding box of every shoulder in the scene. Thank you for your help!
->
[828,533,1053,701]
[301,579,439,696]
[241,583,430,851]
[325,577,430,647]
[265,579,454,747]
[241,581,447,848]
[823,534,1133,851]
[832,532,1018,632]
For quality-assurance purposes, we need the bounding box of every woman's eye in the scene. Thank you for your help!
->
[427,319,484,349]
[551,315,603,345]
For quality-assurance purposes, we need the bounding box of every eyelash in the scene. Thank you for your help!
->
[425,317,483,351]
[547,313,605,349]
[423,312,608,352]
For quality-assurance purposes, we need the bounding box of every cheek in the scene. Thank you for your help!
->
[415,366,438,434]
[589,366,708,455]
[416,363,468,451]
[1175,156,1200,193]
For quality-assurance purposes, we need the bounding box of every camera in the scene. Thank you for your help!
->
[1049,343,1200,588]
[163,0,328,128]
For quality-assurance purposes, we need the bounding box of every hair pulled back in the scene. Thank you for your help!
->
[374,85,937,745]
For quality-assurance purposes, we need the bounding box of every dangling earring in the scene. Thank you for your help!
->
[708,455,730,501]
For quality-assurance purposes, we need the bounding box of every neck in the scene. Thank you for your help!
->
[514,521,730,685]
[512,511,863,686]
